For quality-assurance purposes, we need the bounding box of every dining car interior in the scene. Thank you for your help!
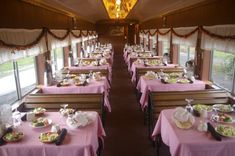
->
[0,0,235,156]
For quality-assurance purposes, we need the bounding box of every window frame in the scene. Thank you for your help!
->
[0,56,38,105]
[210,50,235,94]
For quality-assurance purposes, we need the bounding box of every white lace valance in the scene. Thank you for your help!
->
[172,26,198,47]
[47,30,70,50]
[70,30,81,45]
[158,28,171,42]
[201,25,235,53]
[0,29,47,64]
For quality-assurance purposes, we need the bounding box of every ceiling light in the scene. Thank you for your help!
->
[103,0,138,19]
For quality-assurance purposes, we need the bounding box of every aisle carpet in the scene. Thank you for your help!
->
[102,47,159,156]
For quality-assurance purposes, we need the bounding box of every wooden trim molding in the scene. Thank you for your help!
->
[21,0,75,18]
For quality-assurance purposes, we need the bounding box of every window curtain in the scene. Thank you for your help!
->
[47,29,70,50]
[149,29,157,40]
[172,26,198,47]
[70,30,81,45]
[201,25,235,53]
[158,28,171,42]
[0,29,47,64]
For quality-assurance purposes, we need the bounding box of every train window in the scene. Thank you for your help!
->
[0,61,18,105]
[51,48,64,72]
[179,45,195,67]
[163,41,170,54]
[17,56,37,96]
[150,35,156,52]
[71,43,78,59]
[211,50,235,92]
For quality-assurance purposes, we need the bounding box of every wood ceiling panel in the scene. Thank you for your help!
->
[37,0,209,23]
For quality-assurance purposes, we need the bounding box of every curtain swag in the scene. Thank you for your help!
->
[70,31,81,38]
[171,27,199,38]
[200,26,235,40]
[140,26,235,40]
[0,28,97,50]
[0,28,46,50]
[47,29,70,41]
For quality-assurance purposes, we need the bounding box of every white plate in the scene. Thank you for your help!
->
[215,124,235,137]
[213,104,233,113]
[30,119,52,128]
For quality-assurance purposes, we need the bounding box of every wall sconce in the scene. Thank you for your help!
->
[162,16,167,28]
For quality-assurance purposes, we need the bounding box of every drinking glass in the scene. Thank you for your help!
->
[185,98,194,112]
[12,108,22,128]
[61,104,68,110]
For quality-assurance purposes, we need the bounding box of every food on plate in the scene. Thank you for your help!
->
[193,104,213,112]
[215,124,235,137]
[173,107,195,129]
[60,79,70,86]
[165,78,177,84]
[60,108,75,116]
[3,132,24,142]
[168,72,182,78]
[211,113,233,123]
[144,71,157,80]
[39,132,59,143]
[31,117,51,128]
[33,107,46,115]
[213,104,233,112]
[177,78,190,84]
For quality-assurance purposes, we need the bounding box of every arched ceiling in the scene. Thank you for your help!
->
[34,0,209,23]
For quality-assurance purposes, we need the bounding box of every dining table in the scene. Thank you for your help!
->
[130,63,178,83]
[68,64,112,83]
[0,111,106,156]
[152,108,235,156]
[136,77,206,109]
[41,77,111,112]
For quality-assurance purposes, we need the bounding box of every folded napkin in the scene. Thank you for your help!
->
[161,79,167,84]
[188,78,194,84]
[57,82,62,87]
[55,128,67,146]
[192,109,200,117]
[0,127,13,146]
[207,122,222,141]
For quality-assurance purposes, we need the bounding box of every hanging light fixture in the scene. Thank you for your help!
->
[103,0,138,19]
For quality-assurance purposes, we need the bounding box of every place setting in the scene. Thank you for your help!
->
[171,100,235,140]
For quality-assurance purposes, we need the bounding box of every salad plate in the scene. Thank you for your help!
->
[39,132,59,143]
[211,113,234,124]
[177,78,191,84]
[215,124,235,137]
[33,107,46,115]
[213,104,233,113]
[193,104,213,112]
[30,118,52,128]
[3,132,24,142]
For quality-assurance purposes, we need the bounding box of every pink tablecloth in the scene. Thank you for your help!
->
[69,64,112,82]
[136,77,206,108]
[126,55,162,72]
[42,78,111,112]
[0,112,106,156]
[152,109,235,156]
[130,63,178,83]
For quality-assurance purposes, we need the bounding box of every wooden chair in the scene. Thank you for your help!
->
[20,93,106,124]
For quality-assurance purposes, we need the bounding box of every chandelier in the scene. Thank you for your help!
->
[102,0,138,19]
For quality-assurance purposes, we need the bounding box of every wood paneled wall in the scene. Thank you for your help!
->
[0,0,95,29]
[140,0,235,29]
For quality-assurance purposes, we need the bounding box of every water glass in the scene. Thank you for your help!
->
[185,98,193,112]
